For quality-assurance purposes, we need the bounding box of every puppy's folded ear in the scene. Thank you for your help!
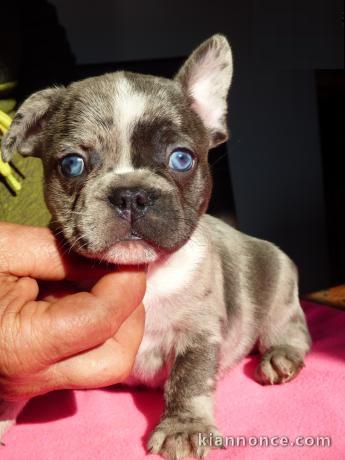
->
[175,34,233,148]
[1,87,62,162]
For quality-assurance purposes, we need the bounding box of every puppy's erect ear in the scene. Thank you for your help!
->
[1,87,62,162]
[175,34,233,148]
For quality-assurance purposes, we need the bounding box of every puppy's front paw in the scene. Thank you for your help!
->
[255,346,305,385]
[148,416,221,460]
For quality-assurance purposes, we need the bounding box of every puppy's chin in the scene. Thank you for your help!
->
[96,241,159,265]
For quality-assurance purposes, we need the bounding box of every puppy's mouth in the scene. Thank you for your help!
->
[121,230,143,241]
[73,229,160,265]
[99,238,159,265]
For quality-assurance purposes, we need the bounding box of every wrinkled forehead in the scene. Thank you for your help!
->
[58,72,196,153]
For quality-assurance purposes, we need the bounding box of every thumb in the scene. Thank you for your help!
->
[40,270,146,364]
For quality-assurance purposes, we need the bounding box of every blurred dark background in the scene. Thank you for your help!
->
[1,0,344,293]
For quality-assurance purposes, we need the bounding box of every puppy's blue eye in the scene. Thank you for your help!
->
[168,149,194,172]
[60,155,85,177]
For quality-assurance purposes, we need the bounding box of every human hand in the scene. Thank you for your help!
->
[0,223,146,400]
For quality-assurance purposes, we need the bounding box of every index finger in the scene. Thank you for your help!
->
[0,222,121,281]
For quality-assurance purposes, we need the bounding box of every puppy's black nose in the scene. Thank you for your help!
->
[108,187,156,221]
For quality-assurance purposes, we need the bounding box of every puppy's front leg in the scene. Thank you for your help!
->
[148,338,220,460]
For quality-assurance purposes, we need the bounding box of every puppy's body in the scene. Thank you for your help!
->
[1,35,311,459]
[130,214,304,387]
[126,214,310,457]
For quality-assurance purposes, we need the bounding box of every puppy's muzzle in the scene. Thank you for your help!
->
[108,187,158,222]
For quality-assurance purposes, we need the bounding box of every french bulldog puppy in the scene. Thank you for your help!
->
[1,35,311,459]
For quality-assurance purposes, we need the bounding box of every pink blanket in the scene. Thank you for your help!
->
[2,301,344,459]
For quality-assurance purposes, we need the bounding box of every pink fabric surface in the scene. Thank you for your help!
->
[2,301,345,460]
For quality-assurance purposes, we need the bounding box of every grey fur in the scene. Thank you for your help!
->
[0,34,311,460]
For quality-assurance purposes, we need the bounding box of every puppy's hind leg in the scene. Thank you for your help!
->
[255,280,311,385]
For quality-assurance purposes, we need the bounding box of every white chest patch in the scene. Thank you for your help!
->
[144,228,207,326]
[127,228,208,386]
